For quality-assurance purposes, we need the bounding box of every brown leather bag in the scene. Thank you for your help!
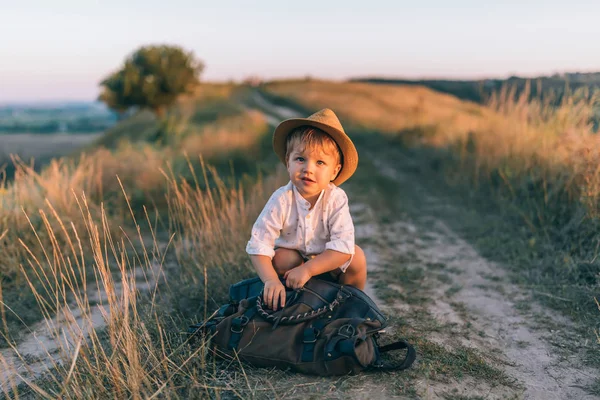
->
[188,277,415,376]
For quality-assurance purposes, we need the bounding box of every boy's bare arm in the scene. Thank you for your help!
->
[249,254,286,310]
[284,250,351,289]
[249,254,279,282]
[303,250,351,276]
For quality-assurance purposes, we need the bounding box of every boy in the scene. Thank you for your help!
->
[246,108,367,311]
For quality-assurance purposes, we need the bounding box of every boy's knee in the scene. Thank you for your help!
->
[272,248,303,275]
[352,245,366,267]
[354,245,365,261]
[340,245,367,289]
[345,245,367,276]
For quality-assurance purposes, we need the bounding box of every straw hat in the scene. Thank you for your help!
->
[273,108,358,186]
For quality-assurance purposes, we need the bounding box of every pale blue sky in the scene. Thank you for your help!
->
[1,0,599,102]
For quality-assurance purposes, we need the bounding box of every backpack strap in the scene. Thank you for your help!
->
[301,317,328,362]
[324,318,366,362]
[227,300,259,350]
[187,303,235,337]
[371,340,416,371]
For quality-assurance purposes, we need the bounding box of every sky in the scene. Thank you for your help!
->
[1,0,600,103]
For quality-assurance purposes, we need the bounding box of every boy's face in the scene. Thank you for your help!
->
[287,145,342,203]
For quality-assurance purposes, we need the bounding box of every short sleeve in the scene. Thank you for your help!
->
[246,190,285,259]
[325,190,355,271]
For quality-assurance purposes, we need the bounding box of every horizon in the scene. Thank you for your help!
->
[1,69,599,106]
[3,0,600,103]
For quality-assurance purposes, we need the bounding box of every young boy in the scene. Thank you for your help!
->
[246,108,367,310]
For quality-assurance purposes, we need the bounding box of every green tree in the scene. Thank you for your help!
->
[98,45,204,117]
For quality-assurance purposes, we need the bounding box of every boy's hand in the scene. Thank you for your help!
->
[284,265,312,289]
[263,279,286,310]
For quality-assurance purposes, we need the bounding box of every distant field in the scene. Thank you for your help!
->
[0,132,102,164]
[0,101,117,134]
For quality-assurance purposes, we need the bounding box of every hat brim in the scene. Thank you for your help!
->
[273,117,358,186]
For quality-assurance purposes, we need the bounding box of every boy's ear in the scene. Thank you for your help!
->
[331,163,342,181]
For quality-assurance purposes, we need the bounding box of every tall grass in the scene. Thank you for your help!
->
[0,83,287,397]
[0,100,269,343]
[480,84,600,216]
[0,158,286,398]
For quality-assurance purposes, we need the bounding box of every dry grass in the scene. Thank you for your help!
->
[177,110,267,159]
[480,84,600,215]
[0,107,268,271]
[0,162,285,398]
[0,87,269,347]
[0,81,285,397]
[0,79,292,397]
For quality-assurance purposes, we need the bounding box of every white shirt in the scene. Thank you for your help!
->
[246,181,355,272]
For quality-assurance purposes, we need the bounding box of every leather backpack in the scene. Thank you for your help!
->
[188,276,416,376]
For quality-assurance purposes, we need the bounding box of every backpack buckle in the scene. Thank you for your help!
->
[303,328,320,344]
[338,324,356,339]
[230,315,249,334]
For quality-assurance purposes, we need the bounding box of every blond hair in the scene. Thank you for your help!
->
[285,126,342,165]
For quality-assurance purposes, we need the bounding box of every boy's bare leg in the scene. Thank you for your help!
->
[339,245,367,290]
[274,246,367,289]
[272,248,304,276]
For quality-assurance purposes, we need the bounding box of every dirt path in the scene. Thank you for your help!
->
[350,153,597,399]
[250,92,599,399]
